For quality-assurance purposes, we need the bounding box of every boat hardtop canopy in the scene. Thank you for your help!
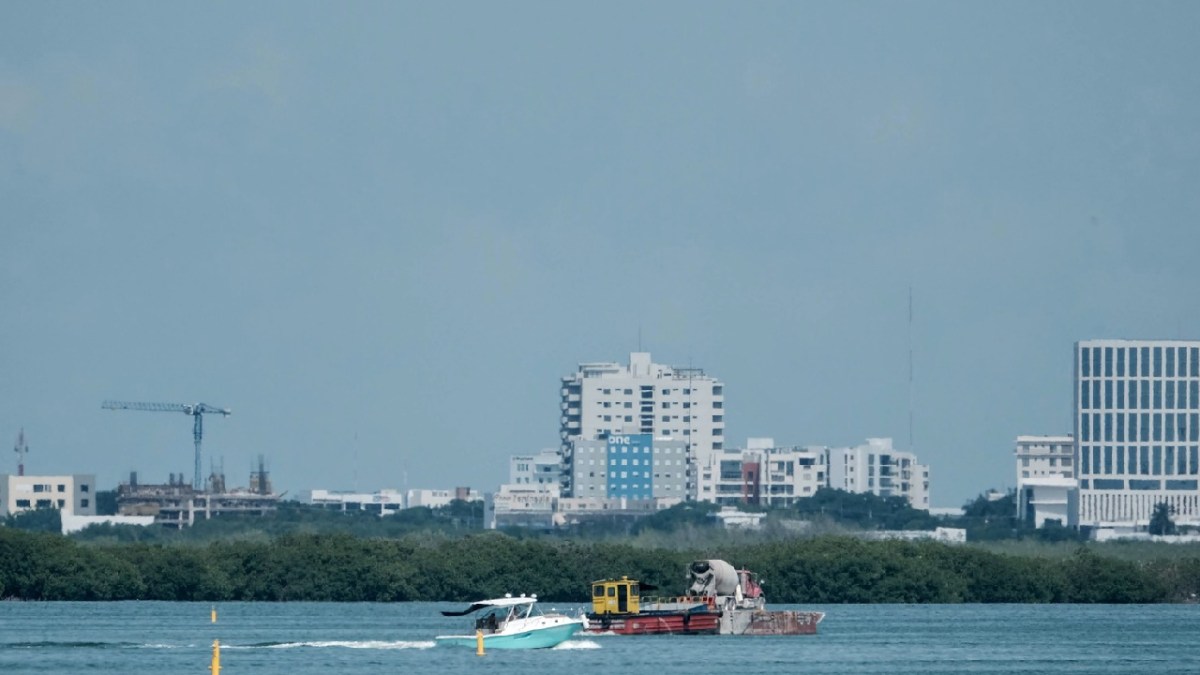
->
[441,594,540,616]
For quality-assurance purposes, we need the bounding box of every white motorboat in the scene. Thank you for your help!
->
[435,594,584,650]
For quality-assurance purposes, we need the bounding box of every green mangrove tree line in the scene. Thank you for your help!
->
[2,528,1196,603]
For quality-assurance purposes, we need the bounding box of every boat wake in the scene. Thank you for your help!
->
[227,640,437,650]
[552,639,601,650]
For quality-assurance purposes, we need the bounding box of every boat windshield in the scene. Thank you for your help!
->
[473,602,537,631]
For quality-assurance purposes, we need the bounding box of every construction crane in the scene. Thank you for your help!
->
[101,400,231,491]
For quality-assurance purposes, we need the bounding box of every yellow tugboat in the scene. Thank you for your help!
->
[585,576,721,635]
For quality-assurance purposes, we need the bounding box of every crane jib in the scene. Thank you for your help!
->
[101,400,231,491]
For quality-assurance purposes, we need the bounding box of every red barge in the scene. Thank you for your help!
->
[584,559,824,636]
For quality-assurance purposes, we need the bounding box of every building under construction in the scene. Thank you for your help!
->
[117,457,280,529]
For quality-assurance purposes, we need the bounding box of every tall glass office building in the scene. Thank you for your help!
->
[1075,340,1200,529]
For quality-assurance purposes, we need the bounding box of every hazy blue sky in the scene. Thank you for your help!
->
[3,2,1199,507]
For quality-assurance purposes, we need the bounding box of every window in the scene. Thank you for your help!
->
[15,499,30,508]
[57,484,66,493]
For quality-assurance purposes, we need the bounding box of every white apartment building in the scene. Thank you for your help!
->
[1015,434,1077,528]
[703,438,827,507]
[827,438,930,510]
[0,474,97,517]
[1075,340,1200,530]
[1016,434,1076,482]
[560,352,724,498]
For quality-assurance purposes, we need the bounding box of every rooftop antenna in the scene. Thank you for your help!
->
[908,285,914,452]
[13,428,28,476]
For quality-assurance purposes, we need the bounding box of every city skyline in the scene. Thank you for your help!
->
[4,3,1200,508]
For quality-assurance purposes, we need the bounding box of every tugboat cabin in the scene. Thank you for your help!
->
[591,577,642,615]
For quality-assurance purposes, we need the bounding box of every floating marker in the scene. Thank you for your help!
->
[476,630,484,656]
[210,639,221,674]
[211,606,217,623]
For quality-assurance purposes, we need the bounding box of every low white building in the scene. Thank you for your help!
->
[61,514,156,535]
[307,488,407,515]
[485,483,558,529]
[0,474,97,518]
[1018,476,1078,528]
[407,487,480,509]
[862,527,967,543]
[712,505,766,529]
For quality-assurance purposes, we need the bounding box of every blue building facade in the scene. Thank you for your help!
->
[606,434,654,500]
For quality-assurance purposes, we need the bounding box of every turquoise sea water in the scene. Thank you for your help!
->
[2,602,1197,674]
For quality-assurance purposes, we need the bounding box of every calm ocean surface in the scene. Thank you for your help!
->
[1,602,1197,674]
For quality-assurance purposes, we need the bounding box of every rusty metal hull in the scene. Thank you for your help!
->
[584,610,721,635]
[732,610,825,635]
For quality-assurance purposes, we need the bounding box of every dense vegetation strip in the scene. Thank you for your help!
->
[2,527,1197,603]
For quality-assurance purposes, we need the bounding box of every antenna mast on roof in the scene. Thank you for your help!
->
[13,428,28,476]
[908,285,915,452]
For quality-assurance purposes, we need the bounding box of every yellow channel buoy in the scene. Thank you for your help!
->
[210,639,221,675]
[476,630,485,656]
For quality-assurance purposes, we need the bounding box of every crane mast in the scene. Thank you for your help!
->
[101,400,231,491]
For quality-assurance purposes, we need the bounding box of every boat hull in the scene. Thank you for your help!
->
[584,610,721,635]
[436,622,582,649]
[730,610,824,635]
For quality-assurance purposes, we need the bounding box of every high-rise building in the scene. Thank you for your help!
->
[559,352,724,498]
[1074,340,1200,530]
